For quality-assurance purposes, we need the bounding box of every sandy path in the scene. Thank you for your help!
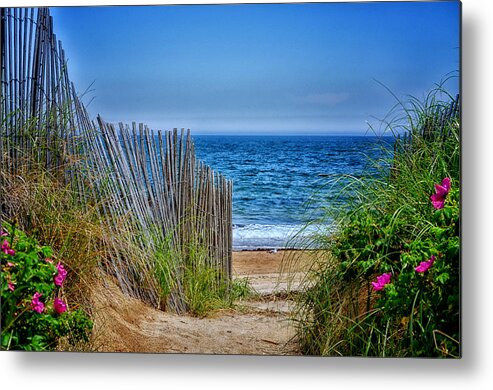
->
[91,250,311,355]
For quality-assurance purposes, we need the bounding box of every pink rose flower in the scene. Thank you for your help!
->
[415,255,435,273]
[1,239,15,256]
[7,261,15,267]
[0,229,8,236]
[8,282,15,292]
[53,262,68,287]
[372,272,392,291]
[53,297,67,314]
[430,177,451,210]
[31,292,45,313]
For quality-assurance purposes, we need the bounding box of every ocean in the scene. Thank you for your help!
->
[192,135,393,250]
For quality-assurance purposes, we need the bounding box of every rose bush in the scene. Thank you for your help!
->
[294,91,460,357]
[1,222,92,351]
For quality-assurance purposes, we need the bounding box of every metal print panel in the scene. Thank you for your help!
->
[0,1,460,357]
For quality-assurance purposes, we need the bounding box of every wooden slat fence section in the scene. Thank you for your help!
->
[393,94,460,156]
[1,7,233,313]
[86,119,233,312]
[1,8,79,178]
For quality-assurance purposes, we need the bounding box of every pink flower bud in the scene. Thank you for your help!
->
[1,239,15,256]
[31,292,45,313]
[53,262,68,287]
[430,177,451,210]
[415,255,435,273]
[372,272,392,291]
[54,298,67,314]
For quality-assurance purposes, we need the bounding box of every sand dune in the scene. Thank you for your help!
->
[90,250,312,355]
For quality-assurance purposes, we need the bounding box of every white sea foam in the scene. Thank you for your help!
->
[232,223,325,250]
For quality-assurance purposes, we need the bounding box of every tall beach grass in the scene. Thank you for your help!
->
[290,85,460,357]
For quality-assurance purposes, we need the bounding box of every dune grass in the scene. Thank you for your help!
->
[152,230,252,317]
[291,85,460,357]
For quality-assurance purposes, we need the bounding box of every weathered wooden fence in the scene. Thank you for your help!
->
[394,94,460,154]
[84,118,233,312]
[0,8,81,178]
[1,7,233,313]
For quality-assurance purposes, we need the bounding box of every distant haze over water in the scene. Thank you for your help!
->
[192,135,392,250]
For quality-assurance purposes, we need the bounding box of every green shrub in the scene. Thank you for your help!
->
[1,222,93,351]
[295,88,460,357]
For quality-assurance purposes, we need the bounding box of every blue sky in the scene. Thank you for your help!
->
[50,2,460,135]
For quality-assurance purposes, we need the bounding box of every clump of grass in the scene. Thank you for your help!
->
[152,232,252,317]
[183,261,229,317]
[293,84,460,357]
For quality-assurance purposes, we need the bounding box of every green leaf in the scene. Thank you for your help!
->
[1,331,12,349]
[41,246,53,259]
[436,272,450,284]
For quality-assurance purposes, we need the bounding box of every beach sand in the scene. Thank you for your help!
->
[90,250,312,355]
[233,249,312,295]
[233,249,310,275]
